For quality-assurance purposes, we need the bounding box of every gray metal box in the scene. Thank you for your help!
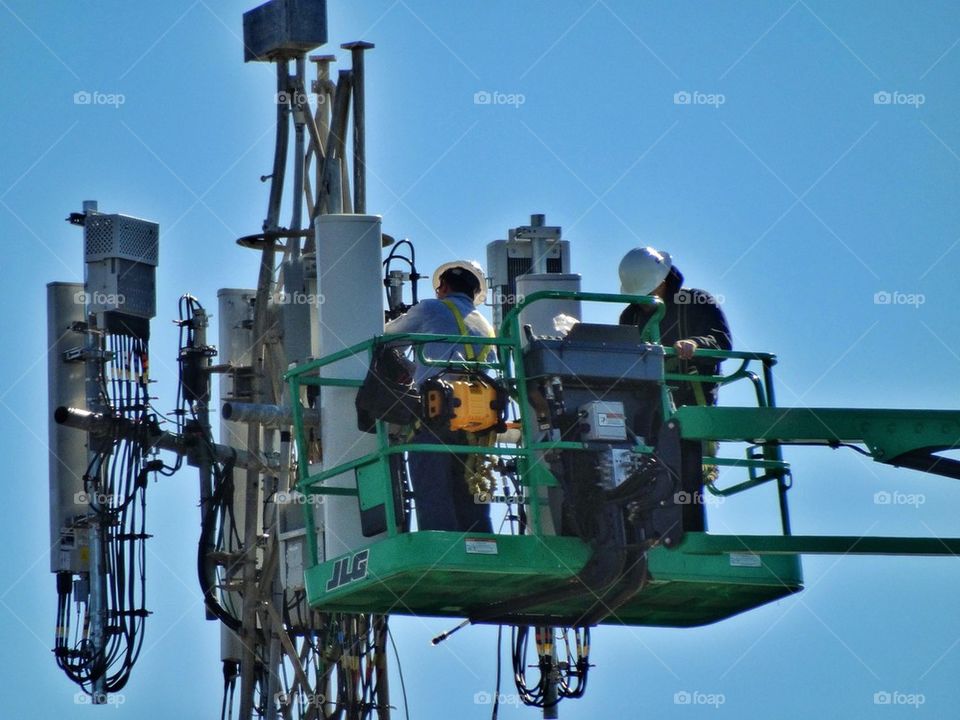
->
[486,238,570,291]
[83,212,158,320]
[84,213,158,266]
[487,238,571,327]
[580,401,628,441]
[523,325,664,384]
[85,259,156,319]
[243,0,328,62]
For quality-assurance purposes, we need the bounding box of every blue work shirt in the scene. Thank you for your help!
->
[383,293,495,384]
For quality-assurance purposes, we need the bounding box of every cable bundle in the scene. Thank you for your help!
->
[235,612,400,720]
[54,329,152,696]
[511,625,591,709]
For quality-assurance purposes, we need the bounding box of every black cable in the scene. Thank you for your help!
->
[387,625,410,720]
[492,625,502,720]
[198,456,242,631]
[382,239,420,313]
[511,624,591,710]
[60,328,152,696]
[779,439,873,456]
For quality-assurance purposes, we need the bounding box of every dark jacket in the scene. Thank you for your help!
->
[619,266,731,407]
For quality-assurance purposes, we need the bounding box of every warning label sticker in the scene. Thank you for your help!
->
[465,539,498,555]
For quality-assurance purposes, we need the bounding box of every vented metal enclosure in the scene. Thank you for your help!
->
[486,215,574,330]
[487,239,570,316]
[83,212,159,321]
[83,213,159,264]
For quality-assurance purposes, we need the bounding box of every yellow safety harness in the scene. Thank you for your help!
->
[431,299,499,499]
[439,299,494,362]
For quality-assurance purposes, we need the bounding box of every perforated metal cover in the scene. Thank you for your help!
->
[84,214,159,266]
[114,260,156,318]
[85,259,157,320]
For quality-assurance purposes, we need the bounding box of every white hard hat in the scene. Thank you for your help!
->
[433,259,487,304]
[618,247,672,295]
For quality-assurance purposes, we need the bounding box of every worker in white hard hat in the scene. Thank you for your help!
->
[618,247,731,405]
[384,260,490,383]
[384,260,495,533]
[618,246,731,531]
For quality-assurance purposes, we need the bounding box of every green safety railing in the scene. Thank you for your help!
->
[284,291,793,566]
[659,346,793,532]
[285,332,510,566]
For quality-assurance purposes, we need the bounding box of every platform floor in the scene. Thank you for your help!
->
[304,532,803,627]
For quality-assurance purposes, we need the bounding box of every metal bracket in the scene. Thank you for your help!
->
[63,347,114,364]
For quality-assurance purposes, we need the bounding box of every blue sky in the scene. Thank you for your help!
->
[2,1,960,717]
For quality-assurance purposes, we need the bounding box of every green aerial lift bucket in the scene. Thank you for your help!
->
[286,292,960,629]
[300,531,802,628]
